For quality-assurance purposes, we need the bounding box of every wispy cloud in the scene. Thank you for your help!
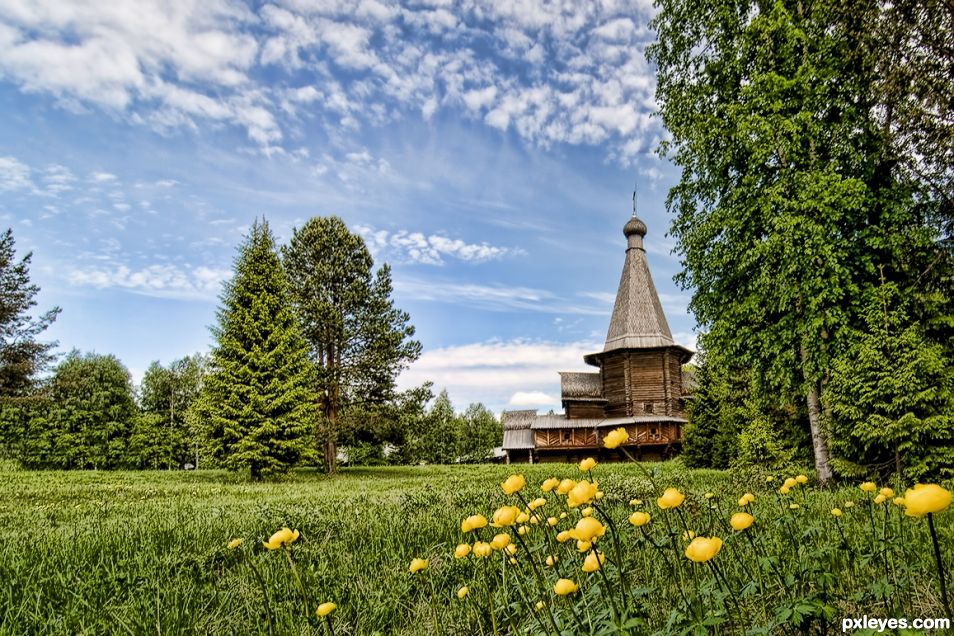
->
[0,0,662,161]
[67,263,231,300]
[0,156,34,192]
[356,224,520,265]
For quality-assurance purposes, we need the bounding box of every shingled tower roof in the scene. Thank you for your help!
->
[584,214,692,366]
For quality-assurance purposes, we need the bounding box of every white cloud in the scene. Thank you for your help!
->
[0,0,662,160]
[91,171,118,182]
[398,338,600,413]
[0,156,33,192]
[356,224,518,265]
[67,262,231,300]
[508,391,557,406]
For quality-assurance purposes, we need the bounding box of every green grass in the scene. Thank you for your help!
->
[0,464,951,635]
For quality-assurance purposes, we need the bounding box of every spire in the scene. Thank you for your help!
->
[602,209,674,351]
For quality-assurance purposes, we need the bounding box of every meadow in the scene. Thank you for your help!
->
[0,461,951,635]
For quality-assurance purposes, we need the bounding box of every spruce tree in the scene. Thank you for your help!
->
[198,219,315,479]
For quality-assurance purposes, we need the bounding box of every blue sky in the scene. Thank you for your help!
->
[0,0,696,414]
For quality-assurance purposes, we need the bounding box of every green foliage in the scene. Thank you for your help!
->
[456,402,502,463]
[15,351,137,469]
[827,281,954,480]
[135,354,208,469]
[648,0,949,481]
[0,228,59,400]
[196,219,316,480]
[281,216,421,470]
[682,350,743,469]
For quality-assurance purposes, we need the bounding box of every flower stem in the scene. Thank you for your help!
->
[927,513,952,621]
[245,555,275,636]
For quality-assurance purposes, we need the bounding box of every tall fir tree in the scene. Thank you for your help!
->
[281,216,421,472]
[197,219,315,479]
[826,280,954,479]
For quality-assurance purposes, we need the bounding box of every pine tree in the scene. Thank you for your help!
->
[197,219,316,479]
[281,216,421,472]
[826,280,954,480]
[0,228,60,400]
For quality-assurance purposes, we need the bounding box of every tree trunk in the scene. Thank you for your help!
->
[324,399,337,474]
[805,381,833,485]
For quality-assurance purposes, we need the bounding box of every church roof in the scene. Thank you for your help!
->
[559,372,603,400]
[584,215,693,365]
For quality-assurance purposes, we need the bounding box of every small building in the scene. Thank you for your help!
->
[501,212,694,463]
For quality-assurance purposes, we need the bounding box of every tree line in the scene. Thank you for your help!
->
[0,219,501,475]
[652,0,953,482]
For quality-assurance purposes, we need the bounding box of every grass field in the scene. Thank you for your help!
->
[0,462,951,635]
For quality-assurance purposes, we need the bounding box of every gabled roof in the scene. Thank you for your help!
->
[501,409,537,430]
[530,414,687,429]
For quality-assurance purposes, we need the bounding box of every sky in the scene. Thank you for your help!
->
[0,0,697,415]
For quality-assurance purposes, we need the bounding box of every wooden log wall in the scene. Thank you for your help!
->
[601,348,686,417]
[534,423,681,449]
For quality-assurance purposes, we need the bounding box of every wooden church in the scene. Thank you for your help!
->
[501,210,694,463]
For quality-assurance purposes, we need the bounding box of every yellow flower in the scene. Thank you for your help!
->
[595,491,604,500]
[874,494,887,505]
[603,427,629,449]
[556,530,572,543]
[657,487,685,510]
[831,508,843,517]
[528,497,547,510]
[518,525,529,536]
[263,527,300,550]
[556,479,577,495]
[730,512,754,531]
[743,492,755,504]
[529,515,540,525]
[576,539,591,553]
[903,484,952,517]
[581,507,593,517]
[795,475,808,485]
[705,492,715,500]
[567,480,598,507]
[535,600,545,611]
[460,514,488,533]
[506,543,518,555]
[765,475,775,483]
[554,578,579,595]
[844,501,855,508]
[880,487,895,498]
[893,497,905,507]
[579,457,597,472]
[516,511,530,524]
[737,497,750,507]
[454,543,471,559]
[572,517,605,542]
[501,474,526,495]
[509,557,517,565]
[409,558,428,574]
[783,477,797,489]
[490,534,511,550]
[629,498,643,506]
[227,538,243,549]
[316,602,336,617]
[472,541,492,558]
[789,503,800,510]
[541,477,560,492]
[492,506,520,527]
[860,482,877,493]
[545,555,558,567]
[581,551,606,573]
[457,586,469,599]
[779,486,791,495]
[629,511,651,527]
[547,516,558,526]
[685,536,723,562]
[682,530,696,541]
[559,512,567,519]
